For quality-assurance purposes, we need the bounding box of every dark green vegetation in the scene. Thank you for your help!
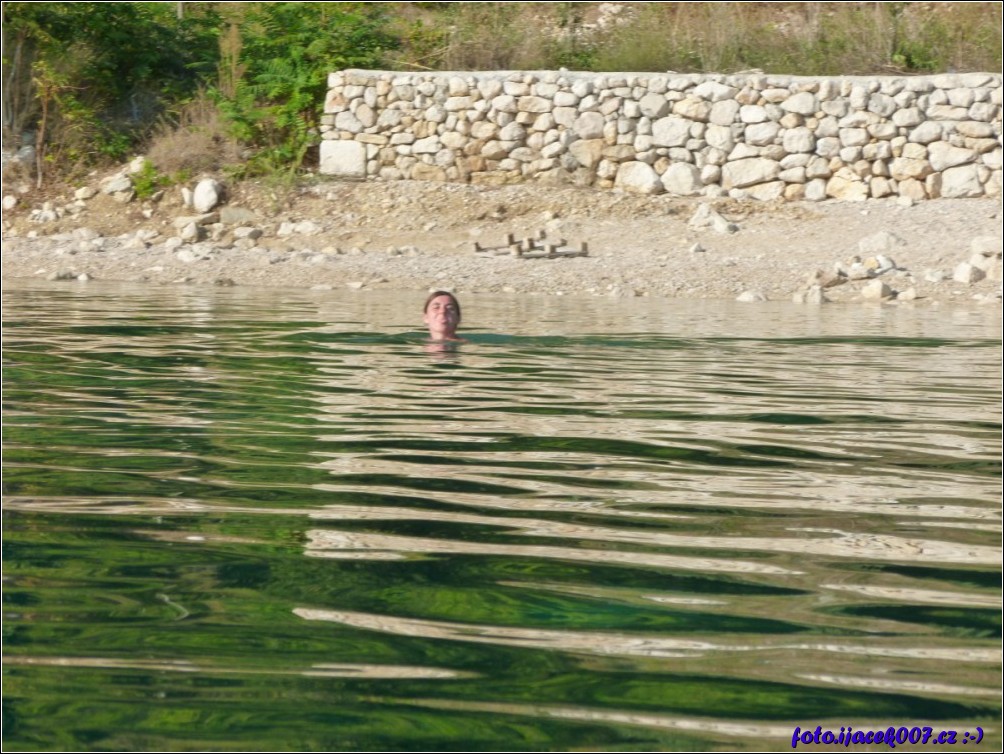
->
[2,2,1001,189]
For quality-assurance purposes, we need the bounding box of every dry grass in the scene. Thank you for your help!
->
[590,2,1002,75]
[145,92,244,178]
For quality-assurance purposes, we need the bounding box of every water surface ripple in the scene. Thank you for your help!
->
[3,282,1001,751]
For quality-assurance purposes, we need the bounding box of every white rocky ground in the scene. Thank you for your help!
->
[2,172,1001,307]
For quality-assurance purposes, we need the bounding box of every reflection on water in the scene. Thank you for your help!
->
[3,281,1001,751]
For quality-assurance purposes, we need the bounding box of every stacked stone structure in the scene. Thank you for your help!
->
[320,69,1002,201]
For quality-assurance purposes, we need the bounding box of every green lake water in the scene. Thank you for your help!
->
[3,282,1001,751]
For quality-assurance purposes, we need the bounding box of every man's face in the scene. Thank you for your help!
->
[424,295,460,334]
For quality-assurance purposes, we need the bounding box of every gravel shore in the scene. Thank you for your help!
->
[2,179,1001,306]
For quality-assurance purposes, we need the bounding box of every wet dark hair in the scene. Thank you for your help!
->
[423,290,461,320]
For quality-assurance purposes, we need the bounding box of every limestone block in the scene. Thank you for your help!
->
[746,181,785,201]
[868,93,897,117]
[908,121,943,144]
[870,176,894,197]
[983,150,1003,171]
[603,121,619,145]
[552,107,577,129]
[779,167,806,183]
[569,139,604,169]
[651,116,692,147]
[722,157,780,188]
[708,99,740,126]
[705,124,734,152]
[491,94,517,113]
[518,96,552,113]
[470,121,498,140]
[599,97,622,117]
[820,100,849,118]
[615,162,662,194]
[868,122,898,140]
[571,79,593,98]
[780,153,810,169]
[693,81,737,102]
[660,163,702,195]
[639,93,669,119]
[804,178,828,201]
[411,163,447,182]
[805,155,832,179]
[192,179,222,212]
[532,113,555,132]
[939,164,984,197]
[839,128,869,147]
[889,156,932,181]
[739,105,768,123]
[953,262,987,283]
[335,111,364,133]
[541,141,565,159]
[440,132,465,150]
[320,140,366,178]
[356,103,376,127]
[826,168,868,200]
[947,88,976,108]
[673,98,712,121]
[779,113,804,130]
[892,107,924,128]
[969,101,999,121]
[412,136,441,154]
[508,147,536,163]
[574,111,605,139]
[761,87,790,103]
[956,121,995,139]
[553,91,579,107]
[480,141,508,160]
[499,122,526,142]
[782,91,818,115]
[478,79,503,99]
[444,96,472,112]
[784,183,806,201]
[898,178,927,200]
[905,78,934,93]
[783,127,815,153]
[101,175,133,194]
[376,109,404,129]
[927,104,970,120]
[927,141,976,172]
[860,279,893,300]
[596,159,618,180]
[739,121,776,146]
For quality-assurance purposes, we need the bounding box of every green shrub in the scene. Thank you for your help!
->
[214,2,396,177]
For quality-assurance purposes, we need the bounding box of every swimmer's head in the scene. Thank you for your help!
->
[423,290,461,320]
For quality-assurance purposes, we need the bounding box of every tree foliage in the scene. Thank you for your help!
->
[2,1,220,173]
[215,2,395,176]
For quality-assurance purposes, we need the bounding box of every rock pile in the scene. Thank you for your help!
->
[784,232,1002,304]
[321,68,1002,201]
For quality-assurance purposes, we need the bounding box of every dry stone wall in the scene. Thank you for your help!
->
[320,68,1002,201]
